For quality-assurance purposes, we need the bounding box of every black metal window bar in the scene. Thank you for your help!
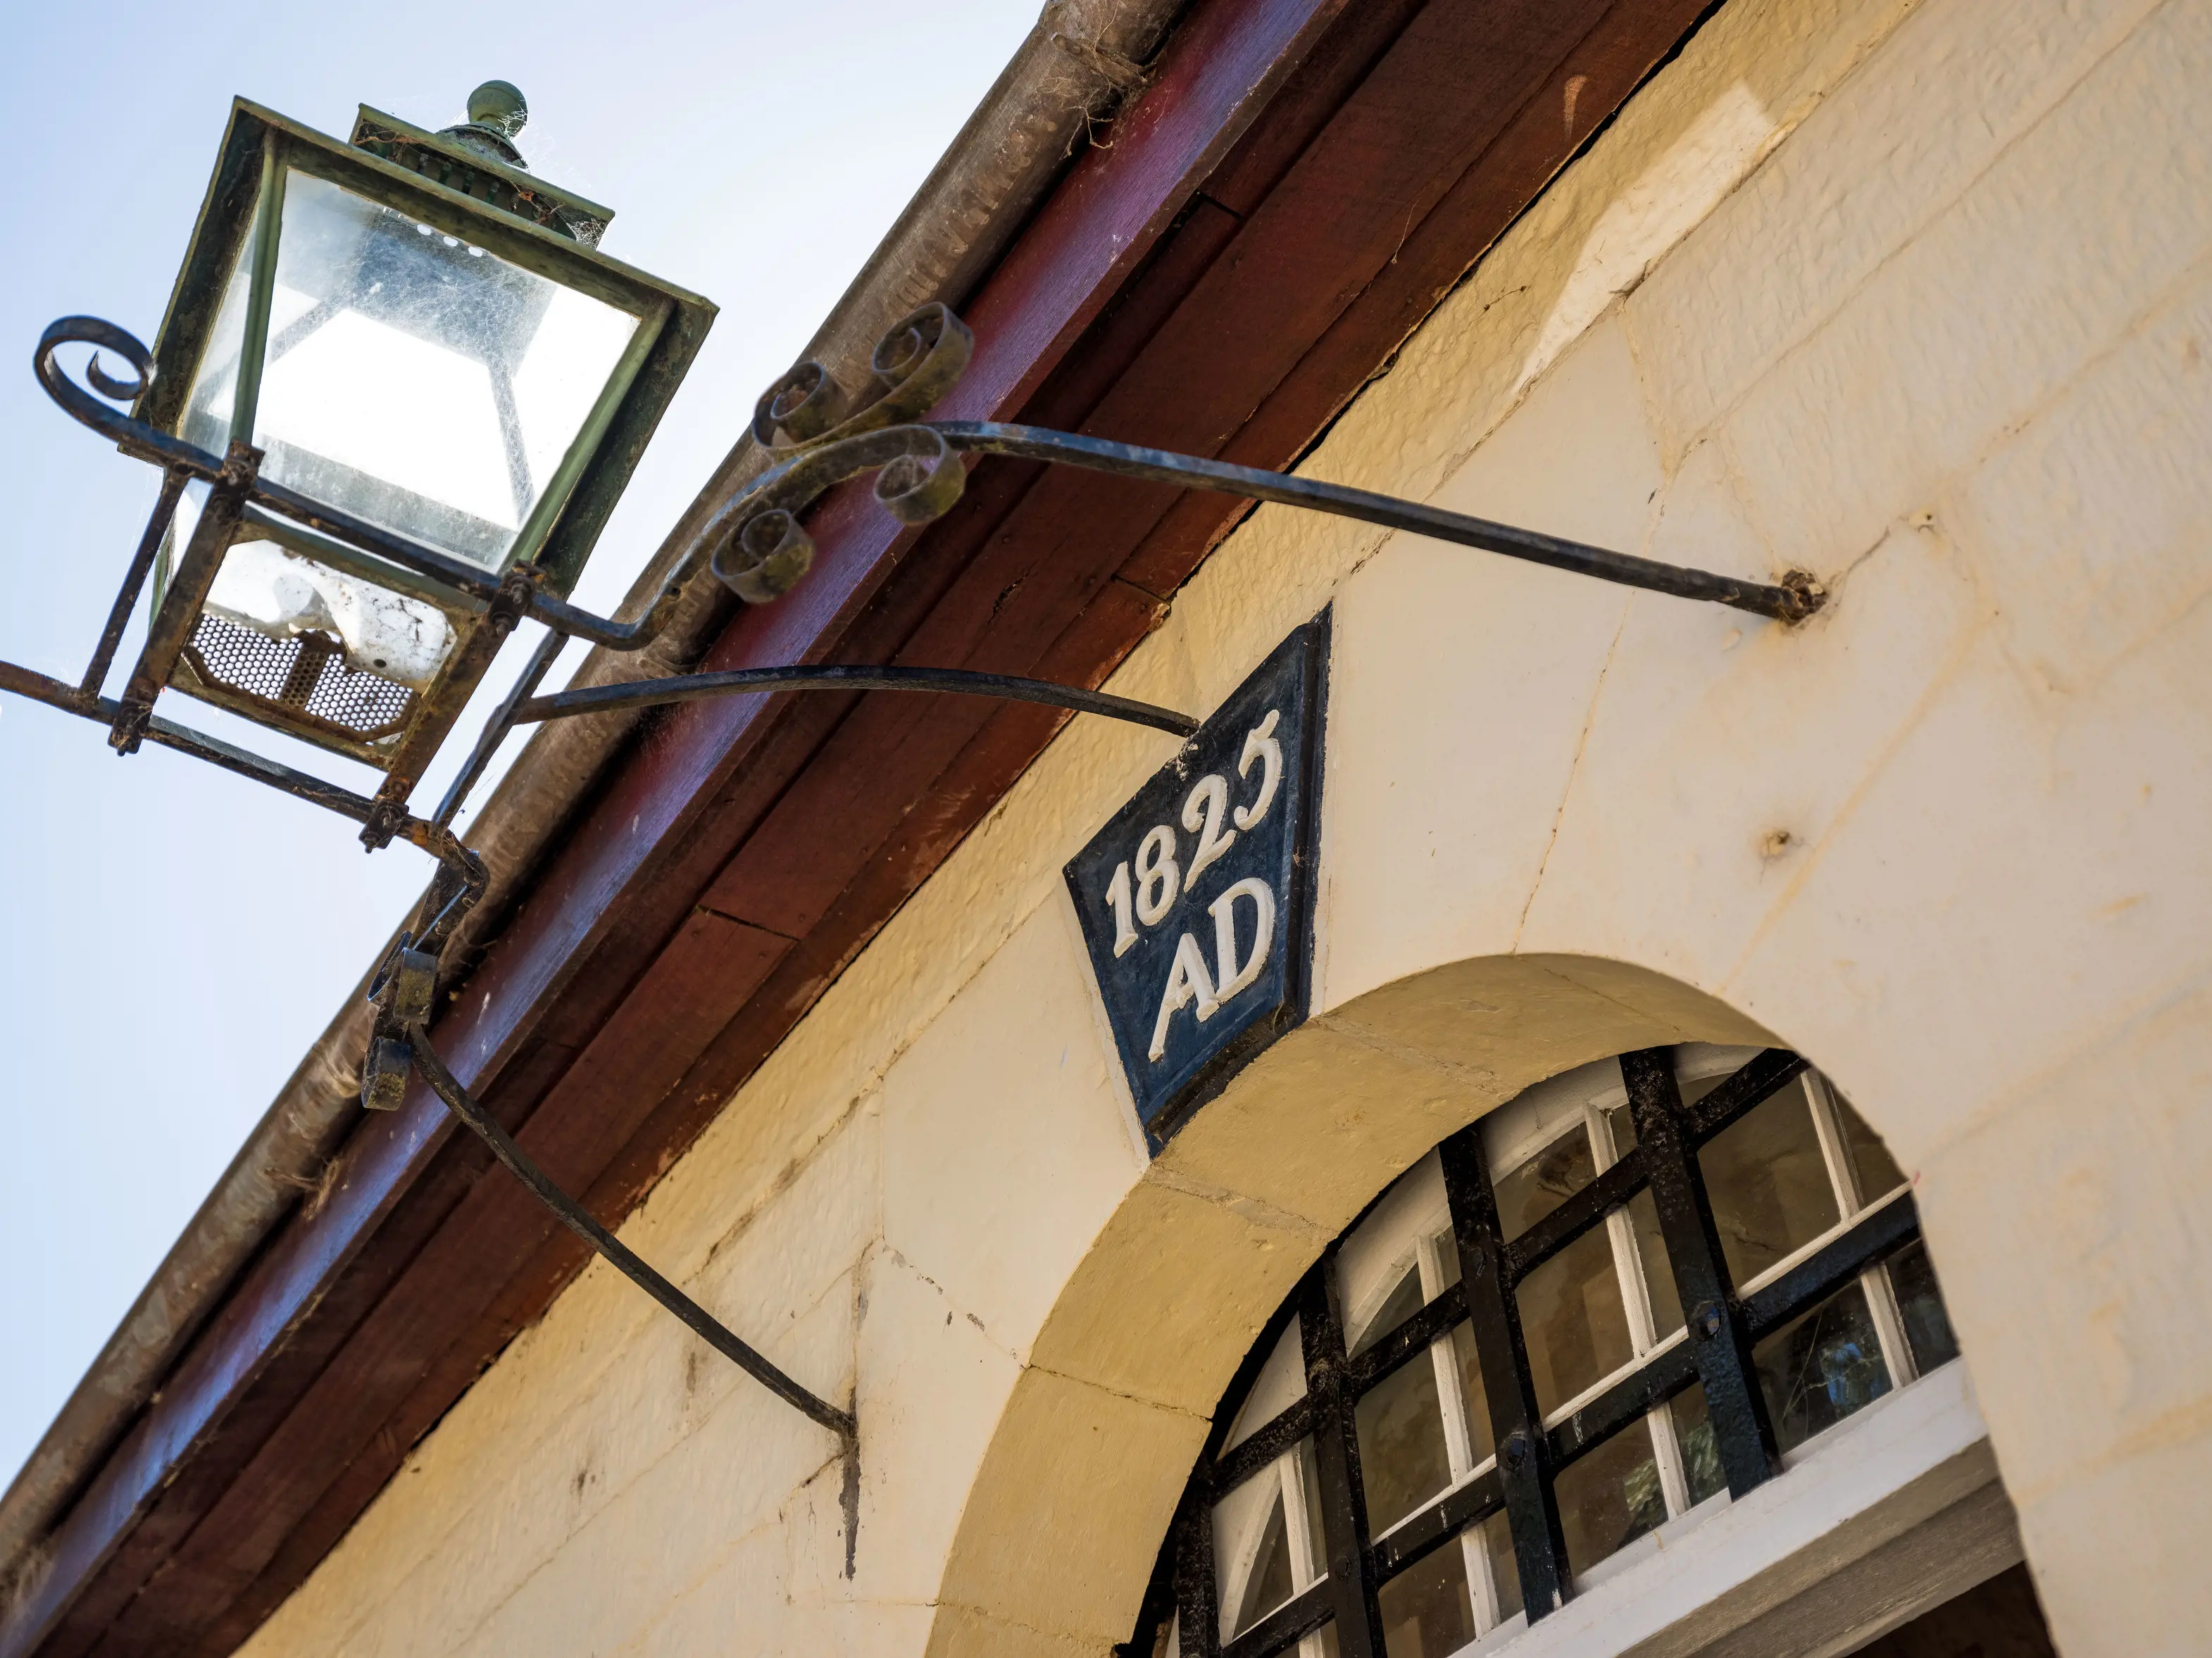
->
[19,294,1832,1451]
[1127,1046,1961,1658]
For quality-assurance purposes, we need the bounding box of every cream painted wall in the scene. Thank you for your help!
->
[237,0,2211,1653]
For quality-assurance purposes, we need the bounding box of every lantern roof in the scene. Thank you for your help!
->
[349,96,618,247]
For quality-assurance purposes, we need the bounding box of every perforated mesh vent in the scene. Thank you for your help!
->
[185,611,416,740]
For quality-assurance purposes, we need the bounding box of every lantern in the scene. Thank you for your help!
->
[130,82,712,793]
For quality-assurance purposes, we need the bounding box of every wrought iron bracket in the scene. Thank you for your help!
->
[14,298,1832,1447]
[401,1024,858,1443]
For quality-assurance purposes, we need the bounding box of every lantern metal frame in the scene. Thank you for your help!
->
[115,96,716,810]
[13,101,1830,1462]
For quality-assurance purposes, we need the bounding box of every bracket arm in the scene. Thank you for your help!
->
[404,1030,857,1442]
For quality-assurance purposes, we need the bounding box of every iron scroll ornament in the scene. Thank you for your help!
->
[18,299,1825,1455]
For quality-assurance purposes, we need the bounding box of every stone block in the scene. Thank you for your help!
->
[845,1248,1024,1608]
[1026,1173,1318,1415]
[1317,319,1656,1011]
[1716,0,2212,572]
[935,1367,1206,1644]
[1724,596,2212,1170]
[882,905,1145,1360]
[1517,477,1985,998]
[1947,273,2212,696]
[1632,0,2159,455]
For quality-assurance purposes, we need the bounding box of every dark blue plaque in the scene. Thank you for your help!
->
[1066,613,1328,1148]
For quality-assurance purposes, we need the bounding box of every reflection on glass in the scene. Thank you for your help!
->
[1555,1419,1666,1577]
[1357,1348,1454,1533]
[181,171,639,573]
[1699,1083,1839,1284]
[1352,1266,1426,1358]
[1448,1324,1493,1466]
[1378,1541,1475,1658]
[204,539,456,687]
[1477,1509,1522,1626]
[1626,1190,1681,1340]
[179,218,261,460]
[1214,1440,1328,1640]
[1225,1319,1307,1453]
[1836,1092,1907,1205]
[1518,1223,1633,1414]
[1887,1242,1961,1374]
[1753,1281,1893,1454]
[1494,1127,1596,1243]
[1668,1386,1727,1507]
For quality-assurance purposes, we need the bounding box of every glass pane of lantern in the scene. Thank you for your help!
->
[178,216,263,461]
[204,538,457,687]
[180,169,640,572]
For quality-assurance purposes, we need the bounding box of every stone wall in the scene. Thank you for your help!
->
[238,0,2212,1652]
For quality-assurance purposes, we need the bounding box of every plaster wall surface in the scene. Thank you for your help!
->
[236,0,2211,1652]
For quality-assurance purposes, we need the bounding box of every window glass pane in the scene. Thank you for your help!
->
[1212,1440,1327,1640]
[1698,1083,1840,1284]
[201,536,460,692]
[1555,1419,1668,1578]
[1378,1542,1475,1658]
[1350,1264,1425,1358]
[1517,1224,1634,1414]
[1448,1323,1494,1464]
[1356,1350,1454,1533]
[1477,1509,1523,1626]
[1668,1386,1727,1507]
[1603,1102,1636,1155]
[1224,1318,1306,1452]
[1494,1126,1596,1243]
[1835,1091,1907,1206]
[1753,1281,1893,1455]
[183,170,642,574]
[1887,1241,1961,1374]
[177,217,263,458]
[1677,1072,1729,1112]
[1626,1189,1682,1340]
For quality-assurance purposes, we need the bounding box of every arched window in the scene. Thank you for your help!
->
[1132,1045,1960,1658]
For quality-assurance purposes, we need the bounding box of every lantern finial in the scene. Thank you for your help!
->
[442,81,530,166]
[466,81,527,137]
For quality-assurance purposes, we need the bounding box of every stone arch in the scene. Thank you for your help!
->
[923,952,1785,1657]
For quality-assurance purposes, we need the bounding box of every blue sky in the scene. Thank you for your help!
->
[0,0,1038,1488]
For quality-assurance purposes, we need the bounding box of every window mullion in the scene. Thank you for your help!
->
[1646,1403,1692,1517]
[1619,1048,1782,1500]
[1299,1260,1389,1658]
[1281,1450,1323,1592]
[1439,1124,1573,1621]
[1458,1527,1504,1637]
[1417,1234,1480,1483]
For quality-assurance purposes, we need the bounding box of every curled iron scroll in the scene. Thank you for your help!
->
[35,316,223,480]
[714,304,976,603]
[35,318,156,446]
